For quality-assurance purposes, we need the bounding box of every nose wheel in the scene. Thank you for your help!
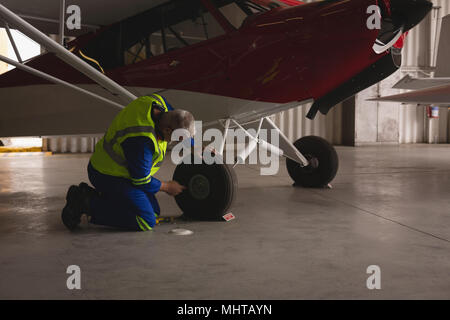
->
[286,136,338,188]
[173,156,237,220]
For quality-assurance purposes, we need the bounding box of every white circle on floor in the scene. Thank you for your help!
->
[169,228,194,236]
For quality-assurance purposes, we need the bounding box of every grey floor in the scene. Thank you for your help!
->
[0,145,449,299]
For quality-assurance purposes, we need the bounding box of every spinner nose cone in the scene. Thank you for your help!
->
[390,0,433,31]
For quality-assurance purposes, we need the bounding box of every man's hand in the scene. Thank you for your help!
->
[160,181,186,196]
[203,145,217,155]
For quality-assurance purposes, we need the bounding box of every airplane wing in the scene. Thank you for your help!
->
[0,0,169,36]
[370,83,450,106]
[199,98,314,127]
[393,74,450,90]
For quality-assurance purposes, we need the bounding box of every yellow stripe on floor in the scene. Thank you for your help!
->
[0,152,52,157]
[0,147,43,153]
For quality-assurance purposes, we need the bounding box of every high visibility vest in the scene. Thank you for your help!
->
[90,94,169,185]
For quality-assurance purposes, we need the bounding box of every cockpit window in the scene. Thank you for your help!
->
[124,0,225,65]
[80,0,294,70]
[211,0,289,30]
[212,1,249,29]
[240,1,270,14]
[243,0,289,12]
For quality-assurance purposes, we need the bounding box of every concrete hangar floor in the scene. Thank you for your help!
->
[0,144,449,299]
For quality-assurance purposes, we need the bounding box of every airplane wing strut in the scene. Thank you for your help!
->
[0,54,125,110]
[0,3,136,106]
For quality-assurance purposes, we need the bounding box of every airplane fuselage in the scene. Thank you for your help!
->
[0,0,432,136]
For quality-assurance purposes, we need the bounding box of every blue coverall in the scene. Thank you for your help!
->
[88,136,162,231]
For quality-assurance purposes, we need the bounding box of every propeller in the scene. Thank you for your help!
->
[373,0,432,54]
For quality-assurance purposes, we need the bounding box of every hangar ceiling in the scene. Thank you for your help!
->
[1,0,169,35]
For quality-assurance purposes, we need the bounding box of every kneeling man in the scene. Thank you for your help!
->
[62,93,195,231]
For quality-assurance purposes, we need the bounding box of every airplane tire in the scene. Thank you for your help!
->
[286,136,338,188]
[173,156,237,220]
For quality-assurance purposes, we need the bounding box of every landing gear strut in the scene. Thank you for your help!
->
[172,124,338,219]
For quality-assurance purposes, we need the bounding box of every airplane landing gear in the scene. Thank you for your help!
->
[286,136,338,188]
[173,156,237,220]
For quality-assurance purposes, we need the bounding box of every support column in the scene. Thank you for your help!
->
[0,29,7,146]
[354,83,380,146]
[341,97,355,146]
[42,137,49,152]
[0,28,7,74]
[59,0,65,45]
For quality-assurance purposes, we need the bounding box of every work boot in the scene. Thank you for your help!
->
[78,182,97,215]
[61,185,83,231]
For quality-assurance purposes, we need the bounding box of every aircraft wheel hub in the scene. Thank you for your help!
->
[286,136,339,188]
[188,174,210,200]
[305,155,320,170]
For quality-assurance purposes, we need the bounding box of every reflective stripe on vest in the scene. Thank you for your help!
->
[149,94,165,107]
[103,125,160,168]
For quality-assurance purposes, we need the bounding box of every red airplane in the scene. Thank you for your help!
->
[0,0,432,218]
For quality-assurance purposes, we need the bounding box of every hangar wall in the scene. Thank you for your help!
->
[272,102,345,145]
[43,105,345,152]
[354,0,450,145]
[43,136,100,153]
[399,0,450,144]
